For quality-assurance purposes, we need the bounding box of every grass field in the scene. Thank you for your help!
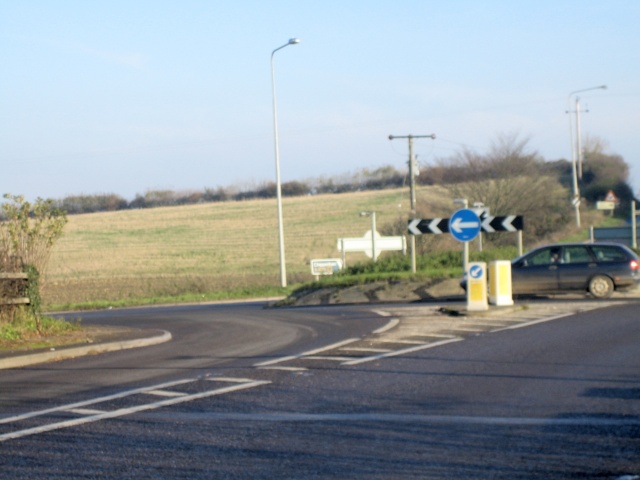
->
[43,186,455,307]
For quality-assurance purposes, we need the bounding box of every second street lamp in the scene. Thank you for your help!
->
[359,211,377,261]
[566,84,607,227]
[271,38,300,288]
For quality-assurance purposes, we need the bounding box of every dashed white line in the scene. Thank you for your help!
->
[342,338,464,366]
[0,378,195,425]
[339,347,393,353]
[305,355,355,362]
[253,338,360,367]
[67,408,106,416]
[257,366,308,372]
[145,389,188,398]
[491,312,576,332]
[0,378,271,442]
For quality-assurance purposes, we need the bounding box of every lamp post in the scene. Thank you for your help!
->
[359,211,377,261]
[566,85,607,227]
[472,201,486,252]
[271,38,300,288]
[453,198,469,271]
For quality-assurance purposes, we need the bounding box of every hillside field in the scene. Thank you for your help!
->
[43,186,455,307]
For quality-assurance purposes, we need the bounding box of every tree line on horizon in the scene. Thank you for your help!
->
[48,134,635,220]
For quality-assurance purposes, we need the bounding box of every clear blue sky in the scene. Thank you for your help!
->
[2,1,639,201]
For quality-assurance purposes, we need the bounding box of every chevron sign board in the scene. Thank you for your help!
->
[480,215,524,233]
[409,215,523,235]
[408,218,449,235]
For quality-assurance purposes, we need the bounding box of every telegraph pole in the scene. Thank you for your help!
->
[389,133,436,273]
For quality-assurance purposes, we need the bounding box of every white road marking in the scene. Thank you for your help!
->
[342,338,464,366]
[469,321,512,327]
[257,366,308,372]
[390,339,428,345]
[339,347,393,353]
[491,312,576,332]
[253,338,360,367]
[0,377,270,442]
[373,318,399,333]
[0,378,195,425]
[145,389,188,398]
[208,377,261,383]
[67,408,106,416]
[305,355,355,362]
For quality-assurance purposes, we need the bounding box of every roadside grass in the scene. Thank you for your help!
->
[49,284,289,312]
[0,308,82,350]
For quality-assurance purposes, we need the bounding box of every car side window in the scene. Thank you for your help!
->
[562,246,592,264]
[590,245,627,262]
[526,248,553,266]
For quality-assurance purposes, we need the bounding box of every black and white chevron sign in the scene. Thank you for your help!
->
[408,218,450,235]
[408,215,523,235]
[480,215,523,232]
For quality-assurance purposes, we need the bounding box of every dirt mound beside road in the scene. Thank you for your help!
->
[282,278,464,306]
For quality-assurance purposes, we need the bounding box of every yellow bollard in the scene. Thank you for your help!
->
[489,260,514,306]
[466,262,488,311]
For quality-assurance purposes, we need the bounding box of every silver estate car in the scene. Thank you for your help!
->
[463,242,640,299]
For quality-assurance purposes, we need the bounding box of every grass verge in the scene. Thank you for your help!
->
[0,308,82,351]
[47,285,290,312]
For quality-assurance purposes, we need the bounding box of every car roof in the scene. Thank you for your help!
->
[529,242,632,250]
[513,242,638,262]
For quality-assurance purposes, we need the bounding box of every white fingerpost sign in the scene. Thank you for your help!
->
[337,231,406,260]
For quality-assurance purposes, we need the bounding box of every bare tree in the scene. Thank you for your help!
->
[445,134,571,243]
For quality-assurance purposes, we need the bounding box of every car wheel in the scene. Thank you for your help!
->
[588,275,614,299]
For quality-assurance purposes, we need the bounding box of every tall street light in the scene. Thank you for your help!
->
[271,38,300,288]
[566,84,607,227]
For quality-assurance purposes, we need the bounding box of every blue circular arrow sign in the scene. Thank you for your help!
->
[450,209,480,242]
[469,264,483,279]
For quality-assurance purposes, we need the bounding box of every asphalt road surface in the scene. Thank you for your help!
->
[1,300,639,479]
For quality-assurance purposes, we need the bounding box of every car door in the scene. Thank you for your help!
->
[557,245,596,290]
[511,246,560,294]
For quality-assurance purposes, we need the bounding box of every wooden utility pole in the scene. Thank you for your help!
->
[388,134,436,273]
